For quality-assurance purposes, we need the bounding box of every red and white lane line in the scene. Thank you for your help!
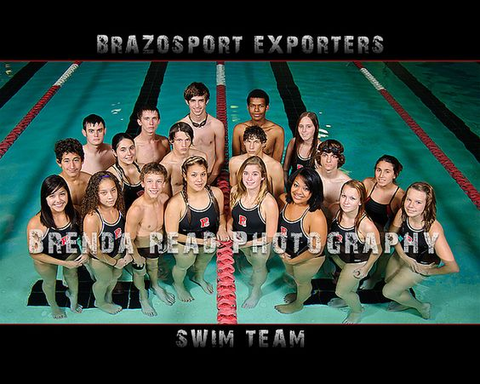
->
[0,61,82,161]
[215,61,237,324]
[354,61,480,209]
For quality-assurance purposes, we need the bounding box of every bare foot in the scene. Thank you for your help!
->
[190,277,214,295]
[65,290,83,313]
[51,305,67,319]
[152,286,175,306]
[418,302,431,319]
[173,283,194,302]
[328,297,347,308]
[343,309,364,324]
[94,301,122,314]
[242,290,262,309]
[140,299,157,317]
[283,293,296,304]
[274,302,303,314]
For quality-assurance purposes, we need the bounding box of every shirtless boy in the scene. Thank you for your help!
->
[81,114,116,175]
[134,105,170,167]
[160,122,207,196]
[125,162,175,316]
[229,125,284,200]
[232,89,285,162]
[178,82,225,185]
[55,138,91,212]
[315,139,351,223]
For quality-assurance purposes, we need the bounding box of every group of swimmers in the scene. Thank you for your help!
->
[27,82,459,323]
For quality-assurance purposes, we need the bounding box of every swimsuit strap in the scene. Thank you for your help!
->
[388,186,400,204]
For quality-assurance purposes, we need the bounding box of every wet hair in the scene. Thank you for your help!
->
[337,179,368,229]
[169,121,194,142]
[184,82,210,102]
[247,89,269,106]
[54,138,85,162]
[81,171,125,221]
[285,167,324,211]
[293,111,320,167]
[243,125,267,144]
[140,162,168,183]
[230,156,271,209]
[136,105,160,120]
[39,175,77,229]
[316,139,346,168]
[375,154,403,181]
[401,181,437,231]
[181,156,219,224]
[82,114,105,130]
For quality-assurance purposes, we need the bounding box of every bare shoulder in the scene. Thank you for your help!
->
[83,211,101,230]
[361,216,379,235]
[211,186,224,200]
[27,213,43,231]
[80,171,91,182]
[191,148,207,159]
[209,115,224,130]
[262,193,279,210]
[362,177,375,189]
[233,122,248,133]
[429,220,444,234]
[159,192,170,205]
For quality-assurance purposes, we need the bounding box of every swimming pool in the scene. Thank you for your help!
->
[0,61,478,324]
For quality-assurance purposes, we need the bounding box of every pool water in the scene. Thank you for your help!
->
[0,61,478,324]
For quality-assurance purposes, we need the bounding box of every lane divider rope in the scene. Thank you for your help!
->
[215,61,237,324]
[354,61,480,210]
[0,61,82,161]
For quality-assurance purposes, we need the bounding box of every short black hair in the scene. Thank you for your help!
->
[54,138,85,162]
[247,89,269,106]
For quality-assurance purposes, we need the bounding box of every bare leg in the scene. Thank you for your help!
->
[89,258,123,314]
[132,266,157,317]
[190,247,216,295]
[382,260,430,319]
[34,261,66,319]
[334,260,366,324]
[242,246,269,308]
[275,256,325,314]
[172,245,196,302]
[146,257,175,305]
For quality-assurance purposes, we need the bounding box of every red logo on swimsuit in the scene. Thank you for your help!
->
[200,217,210,228]
[114,228,122,239]
[238,215,247,227]
[280,226,287,236]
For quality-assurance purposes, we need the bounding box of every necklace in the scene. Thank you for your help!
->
[188,113,208,128]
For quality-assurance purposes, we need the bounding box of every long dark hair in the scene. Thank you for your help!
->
[285,167,324,211]
[40,175,77,228]
[293,111,320,167]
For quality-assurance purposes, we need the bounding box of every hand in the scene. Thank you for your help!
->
[278,252,294,264]
[63,259,83,270]
[353,267,367,280]
[216,227,230,242]
[132,254,145,268]
[413,262,436,276]
[75,253,90,265]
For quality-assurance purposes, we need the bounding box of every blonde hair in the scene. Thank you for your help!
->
[230,156,270,208]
